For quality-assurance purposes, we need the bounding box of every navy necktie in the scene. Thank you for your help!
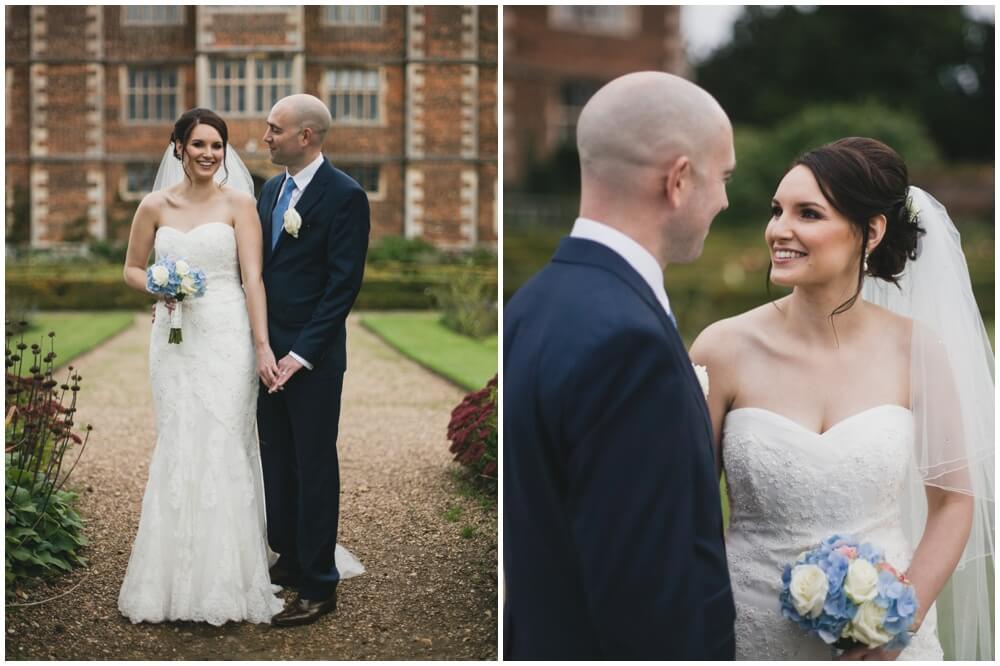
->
[271,177,297,249]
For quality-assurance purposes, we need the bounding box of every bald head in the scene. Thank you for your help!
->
[274,93,332,146]
[577,72,730,184]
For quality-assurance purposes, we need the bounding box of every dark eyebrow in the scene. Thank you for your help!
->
[796,201,827,211]
[771,198,827,211]
[267,122,283,132]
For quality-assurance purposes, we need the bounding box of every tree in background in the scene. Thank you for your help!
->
[695,6,994,162]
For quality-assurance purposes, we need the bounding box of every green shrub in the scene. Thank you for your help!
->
[6,262,498,312]
[88,240,129,264]
[722,101,941,229]
[367,236,440,265]
[427,266,498,339]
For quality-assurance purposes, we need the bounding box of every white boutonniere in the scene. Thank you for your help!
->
[283,207,302,239]
[692,363,710,398]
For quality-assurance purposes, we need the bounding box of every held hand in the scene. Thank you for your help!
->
[837,645,903,661]
[256,346,280,389]
[151,296,176,323]
[269,355,304,393]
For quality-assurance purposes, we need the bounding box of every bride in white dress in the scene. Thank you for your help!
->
[691,138,993,660]
[118,109,362,625]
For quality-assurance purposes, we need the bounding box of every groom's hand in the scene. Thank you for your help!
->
[837,645,902,661]
[269,355,304,393]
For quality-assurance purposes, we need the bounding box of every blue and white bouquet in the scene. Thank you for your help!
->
[780,534,919,653]
[146,256,207,344]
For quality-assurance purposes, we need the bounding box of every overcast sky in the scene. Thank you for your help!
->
[680,5,996,64]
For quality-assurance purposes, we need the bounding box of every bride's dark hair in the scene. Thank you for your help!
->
[171,108,230,186]
[774,137,926,317]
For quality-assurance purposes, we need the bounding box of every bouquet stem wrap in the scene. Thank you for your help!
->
[168,298,184,344]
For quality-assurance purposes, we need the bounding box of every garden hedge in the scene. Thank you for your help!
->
[6,262,497,312]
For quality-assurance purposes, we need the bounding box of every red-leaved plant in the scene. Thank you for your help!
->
[5,322,92,512]
[447,374,497,483]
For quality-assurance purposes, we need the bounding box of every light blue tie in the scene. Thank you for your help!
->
[271,177,297,249]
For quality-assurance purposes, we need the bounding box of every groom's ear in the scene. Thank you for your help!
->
[866,214,887,253]
[664,156,692,209]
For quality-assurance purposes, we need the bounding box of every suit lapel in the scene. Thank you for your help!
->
[554,237,715,441]
[270,159,334,261]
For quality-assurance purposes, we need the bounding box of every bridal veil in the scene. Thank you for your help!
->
[862,186,994,660]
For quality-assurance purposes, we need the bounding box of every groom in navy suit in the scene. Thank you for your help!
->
[257,94,369,626]
[504,72,737,658]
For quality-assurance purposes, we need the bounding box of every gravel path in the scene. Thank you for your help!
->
[5,314,498,660]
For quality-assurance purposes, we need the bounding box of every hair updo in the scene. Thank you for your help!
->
[170,108,230,185]
[792,137,925,315]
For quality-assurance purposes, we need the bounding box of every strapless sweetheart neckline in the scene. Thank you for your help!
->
[726,403,911,437]
[156,221,234,235]
[721,401,941,659]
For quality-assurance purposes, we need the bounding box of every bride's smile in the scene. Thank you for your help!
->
[180,124,225,180]
[765,165,868,292]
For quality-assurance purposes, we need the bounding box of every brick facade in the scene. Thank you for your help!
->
[504,5,685,186]
[5,5,498,249]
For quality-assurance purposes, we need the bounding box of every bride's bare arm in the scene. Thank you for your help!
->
[690,319,740,478]
[123,194,161,294]
[233,191,279,388]
[906,489,974,630]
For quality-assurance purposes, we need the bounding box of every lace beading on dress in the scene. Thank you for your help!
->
[722,405,943,660]
[118,223,284,625]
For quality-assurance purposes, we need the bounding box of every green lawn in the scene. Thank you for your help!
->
[9,311,135,370]
[360,312,497,392]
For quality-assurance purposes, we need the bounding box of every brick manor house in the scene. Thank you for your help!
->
[5,5,498,249]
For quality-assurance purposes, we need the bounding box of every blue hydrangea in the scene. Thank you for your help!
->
[780,535,917,651]
[145,256,207,299]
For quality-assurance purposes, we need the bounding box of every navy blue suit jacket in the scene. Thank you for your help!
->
[503,237,735,660]
[257,158,369,375]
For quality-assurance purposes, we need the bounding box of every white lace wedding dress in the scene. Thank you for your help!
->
[722,404,943,660]
[118,222,283,625]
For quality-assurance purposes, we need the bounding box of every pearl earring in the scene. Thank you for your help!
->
[863,252,869,273]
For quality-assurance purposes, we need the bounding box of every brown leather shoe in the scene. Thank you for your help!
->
[271,591,337,627]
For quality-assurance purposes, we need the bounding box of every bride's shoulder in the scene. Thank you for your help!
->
[134,189,170,221]
[221,185,256,208]
[692,301,780,357]
[690,309,759,372]
[865,302,915,342]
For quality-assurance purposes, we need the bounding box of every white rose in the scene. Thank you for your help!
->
[150,265,170,287]
[692,363,710,398]
[283,207,302,238]
[789,564,828,619]
[842,600,892,647]
[843,559,879,603]
[174,259,190,276]
[179,275,197,296]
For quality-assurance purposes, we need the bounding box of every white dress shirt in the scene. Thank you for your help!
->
[280,153,327,371]
[570,217,675,323]
[280,152,326,210]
